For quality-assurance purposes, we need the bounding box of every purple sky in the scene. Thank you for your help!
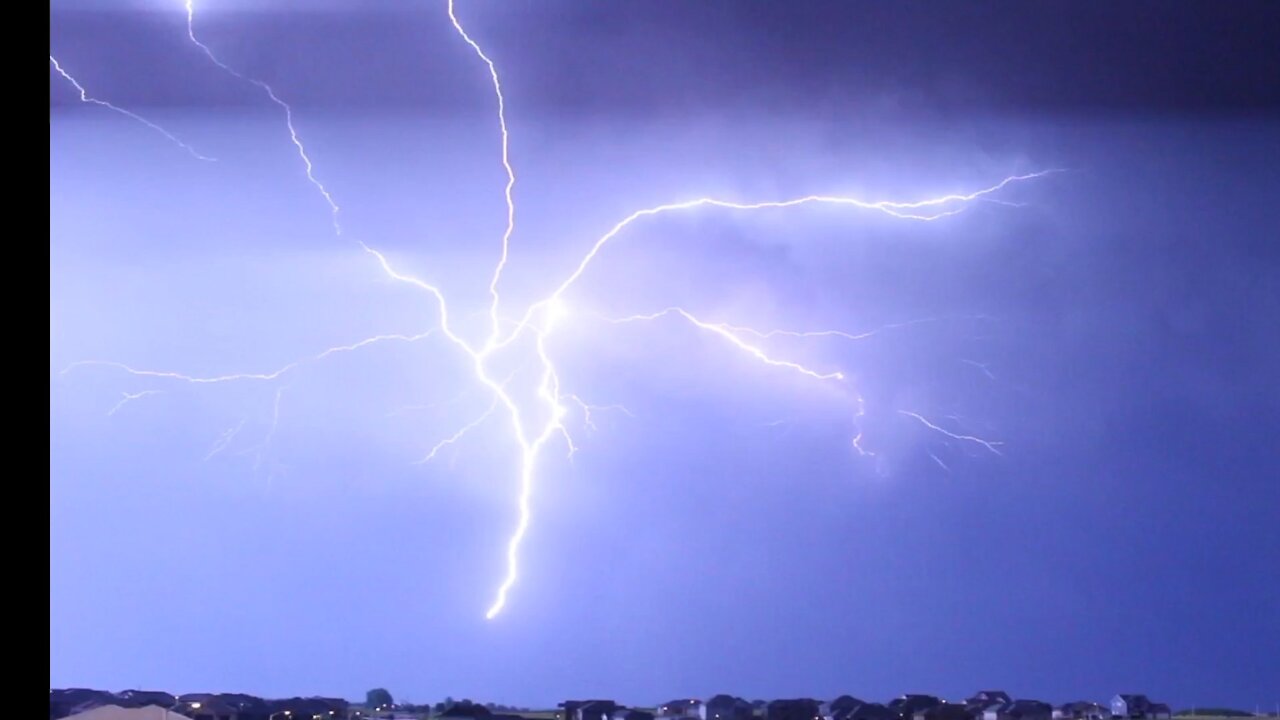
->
[51,0,1279,710]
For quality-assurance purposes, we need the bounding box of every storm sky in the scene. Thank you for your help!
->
[50,0,1280,710]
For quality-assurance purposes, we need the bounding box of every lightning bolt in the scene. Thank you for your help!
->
[501,170,1059,343]
[727,316,960,342]
[898,410,1004,455]
[416,397,499,465]
[446,0,517,341]
[205,419,246,461]
[243,386,287,475]
[63,331,435,385]
[49,55,214,161]
[361,156,1040,617]
[927,450,951,472]
[852,396,875,457]
[183,1,341,234]
[106,390,162,417]
[565,395,634,433]
[960,358,998,380]
[62,1,1057,620]
[605,307,846,381]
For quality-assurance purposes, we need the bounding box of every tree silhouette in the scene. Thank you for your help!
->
[367,689,394,709]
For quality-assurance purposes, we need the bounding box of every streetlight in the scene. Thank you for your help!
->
[269,712,294,720]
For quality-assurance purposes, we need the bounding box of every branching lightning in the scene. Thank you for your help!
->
[960,358,998,380]
[899,410,1004,455]
[416,397,500,464]
[184,1,342,234]
[107,390,162,416]
[57,1,1057,619]
[566,395,635,434]
[205,419,246,461]
[63,331,436,386]
[927,450,951,472]
[49,55,215,161]
[243,386,287,476]
[605,307,846,381]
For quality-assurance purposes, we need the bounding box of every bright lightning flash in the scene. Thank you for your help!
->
[61,0,1052,620]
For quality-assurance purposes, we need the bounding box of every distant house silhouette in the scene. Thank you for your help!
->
[614,710,656,720]
[52,690,119,719]
[847,703,895,720]
[1112,696,1170,720]
[1055,703,1112,720]
[174,693,269,720]
[765,699,823,720]
[705,696,753,720]
[561,701,624,720]
[826,697,865,720]
[913,703,970,720]
[889,696,941,720]
[115,692,177,710]
[658,701,704,720]
[967,695,1013,708]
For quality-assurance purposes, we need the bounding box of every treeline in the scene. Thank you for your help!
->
[365,690,531,714]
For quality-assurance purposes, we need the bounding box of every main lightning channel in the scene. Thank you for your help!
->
[71,2,1055,621]
[447,0,518,344]
[362,165,1046,618]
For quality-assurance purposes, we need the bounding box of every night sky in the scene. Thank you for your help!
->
[50,0,1280,710]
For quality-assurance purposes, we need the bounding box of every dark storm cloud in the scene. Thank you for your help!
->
[51,0,1280,116]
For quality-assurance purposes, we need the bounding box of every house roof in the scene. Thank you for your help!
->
[911,705,969,720]
[849,703,895,720]
[64,706,189,720]
[1006,701,1053,716]
[891,696,942,714]
[831,697,866,713]
[52,690,117,704]
[767,699,822,712]
[173,693,268,715]
[115,691,175,706]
